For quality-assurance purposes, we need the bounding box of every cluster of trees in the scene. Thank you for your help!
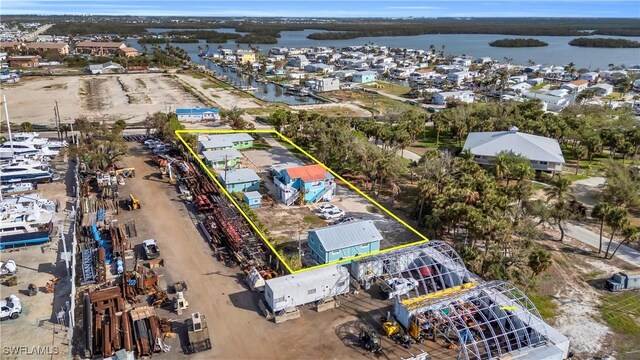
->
[72,117,129,171]
[166,30,242,44]
[489,38,549,47]
[569,38,640,48]
[143,112,196,149]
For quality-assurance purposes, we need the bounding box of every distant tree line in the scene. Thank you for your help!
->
[489,38,549,47]
[568,37,640,48]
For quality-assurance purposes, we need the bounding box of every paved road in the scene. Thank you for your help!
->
[565,221,640,267]
[22,24,54,42]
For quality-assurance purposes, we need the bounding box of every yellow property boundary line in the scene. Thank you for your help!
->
[176,129,429,274]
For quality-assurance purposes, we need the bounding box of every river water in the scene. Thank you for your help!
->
[143,28,640,69]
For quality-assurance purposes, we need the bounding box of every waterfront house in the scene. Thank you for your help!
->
[176,107,221,122]
[273,164,335,205]
[238,51,256,64]
[509,82,532,94]
[85,61,124,74]
[307,220,382,264]
[203,148,242,169]
[23,42,69,55]
[352,71,377,84]
[432,91,474,106]
[199,133,254,152]
[75,41,127,56]
[217,168,261,193]
[527,78,544,86]
[462,126,565,173]
[306,78,340,92]
[243,191,262,209]
[508,75,528,84]
[8,55,40,68]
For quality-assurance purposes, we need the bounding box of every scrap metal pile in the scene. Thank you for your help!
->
[84,287,173,358]
[174,159,278,273]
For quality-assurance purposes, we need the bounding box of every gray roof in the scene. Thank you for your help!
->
[310,220,382,252]
[217,168,260,185]
[462,129,565,164]
[200,133,253,149]
[244,191,262,200]
[202,148,242,163]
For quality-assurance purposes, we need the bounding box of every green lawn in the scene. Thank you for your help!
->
[416,126,460,149]
[365,81,412,97]
[599,292,640,336]
[531,83,546,91]
[527,293,560,320]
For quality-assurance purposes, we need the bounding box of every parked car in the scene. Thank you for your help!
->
[143,239,160,260]
[331,217,355,226]
[321,209,345,220]
[0,295,22,320]
[143,138,158,145]
[318,204,339,213]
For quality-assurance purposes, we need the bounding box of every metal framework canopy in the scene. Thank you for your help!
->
[351,240,472,299]
[398,281,551,360]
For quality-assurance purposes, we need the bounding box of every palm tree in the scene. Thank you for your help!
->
[19,122,33,132]
[528,250,552,277]
[608,226,640,260]
[572,145,587,174]
[603,207,630,259]
[545,176,573,203]
[493,153,510,182]
[592,202,612,254]
[60,124,71,139]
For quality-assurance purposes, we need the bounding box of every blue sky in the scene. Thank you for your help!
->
[3,1,639,18]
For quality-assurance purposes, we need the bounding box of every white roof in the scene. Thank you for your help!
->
[265,265,348,294]
[200,133,253,149]
[310,220,382,252]
[463,128,565,164]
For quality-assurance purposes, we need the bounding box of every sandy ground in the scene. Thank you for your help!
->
[0,155,74,360]
[571,177,606,209]
[289,103,371,118]
[115,143,453,360]
[5,74,202,125]
[175,73,261,110]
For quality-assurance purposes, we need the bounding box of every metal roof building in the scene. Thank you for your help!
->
[202,148,242,168]
[217,168,261,193]
[308,220,382,263]
[462,127,565,172]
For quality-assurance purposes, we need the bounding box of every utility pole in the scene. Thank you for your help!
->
[54,101,61,139]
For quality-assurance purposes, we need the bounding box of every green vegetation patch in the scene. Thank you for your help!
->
[527,293,560,320]
[599,292,640,335]
[489,38,549,47]
[569,37,640,48]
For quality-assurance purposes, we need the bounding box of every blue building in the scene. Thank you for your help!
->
[307,220,382,264]
[352,71,377,84]
[176,107,220,122]
[273,164,335,205]
[217,168,261,193]
[202,148,242,169]
[243,191,262,208]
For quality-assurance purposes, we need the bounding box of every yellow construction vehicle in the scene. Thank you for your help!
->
[128,194,141,210]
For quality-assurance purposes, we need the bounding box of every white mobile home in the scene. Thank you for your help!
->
[264,265,350,312]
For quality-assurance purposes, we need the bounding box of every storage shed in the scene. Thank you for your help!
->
[243,191,262,208]
[307,220,382,264]
[217,168,261,193]
[264,265,350,312]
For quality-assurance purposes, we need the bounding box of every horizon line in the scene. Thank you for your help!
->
[3,14,639,19]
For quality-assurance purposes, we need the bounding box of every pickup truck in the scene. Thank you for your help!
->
[0,295,22,321]
[379,277,419,299]
[142,239,160,260]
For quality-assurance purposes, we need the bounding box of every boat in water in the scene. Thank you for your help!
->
[0,203,54,250]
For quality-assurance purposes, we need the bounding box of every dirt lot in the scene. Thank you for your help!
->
[0,155,74,360]
[116,142,452,359]
[6,74,202,125]
[175,73,262,110]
